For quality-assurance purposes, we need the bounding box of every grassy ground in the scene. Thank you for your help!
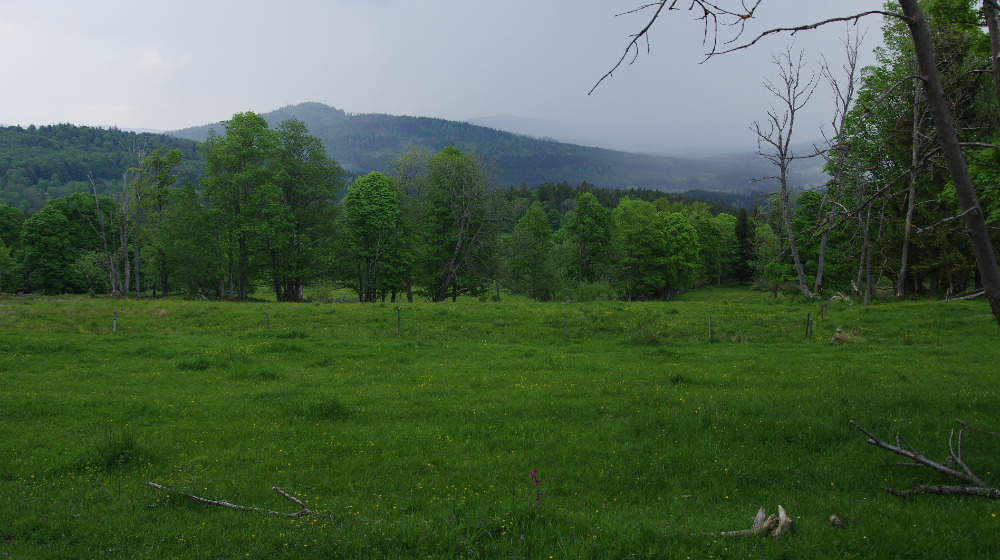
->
[1,287,998,558]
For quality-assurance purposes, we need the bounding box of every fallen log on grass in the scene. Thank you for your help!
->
[849,419,1000,500]
[146,481,316,517]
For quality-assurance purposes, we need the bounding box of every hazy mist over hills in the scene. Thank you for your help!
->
[169,102,826,193]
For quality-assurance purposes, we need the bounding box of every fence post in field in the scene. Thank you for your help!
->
[266,312,270,331]
[113,311,117,333]
[806,313,812,337]
[397,308,401,336]
[563,316,567,341]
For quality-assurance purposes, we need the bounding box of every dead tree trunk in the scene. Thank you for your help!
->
[897,74,922,298]
[753,46,816,299]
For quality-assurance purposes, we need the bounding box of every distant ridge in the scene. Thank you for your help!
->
[169,102,823,192]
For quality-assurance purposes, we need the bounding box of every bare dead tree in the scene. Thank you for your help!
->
[596,0,1000,330]
[753,45,816,299]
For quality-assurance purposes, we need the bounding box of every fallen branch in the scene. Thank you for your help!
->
[955,418,1000,438]
[850,420,1000,500]
[709,505,793,538]
[146,481,315,517]
[948,290,986,302]
[884,483,1000,499]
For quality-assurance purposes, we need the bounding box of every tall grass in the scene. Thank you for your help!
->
[1,288,998,558]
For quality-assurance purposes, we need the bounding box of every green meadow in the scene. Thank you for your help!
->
[1,287,998,558]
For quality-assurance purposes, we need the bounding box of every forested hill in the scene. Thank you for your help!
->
[169,102,820,192]
[0,124,202,212]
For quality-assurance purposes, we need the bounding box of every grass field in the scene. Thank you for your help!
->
[1,287,998,558]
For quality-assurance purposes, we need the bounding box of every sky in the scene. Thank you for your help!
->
[0,0,883,156]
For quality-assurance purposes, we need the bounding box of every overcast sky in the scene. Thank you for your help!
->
[0,0,882,155]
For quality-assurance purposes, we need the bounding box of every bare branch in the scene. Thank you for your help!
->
[710,11,905,58]
[590,0,761,94]
[884,484,1000,499]
[850,420,988,490]
[146,481,318,518]
[915,207,978,234]
[955,418,1000,437]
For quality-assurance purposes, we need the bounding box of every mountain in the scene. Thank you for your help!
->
[0,124,202,213]
[169,102,824,192]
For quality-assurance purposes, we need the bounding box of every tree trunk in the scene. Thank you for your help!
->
[781,174,813,298]
[897,73,921,299]
[898,0,1000,330]
[985,0,1000,111]
[159,248,169,297]
[134,243,141,298]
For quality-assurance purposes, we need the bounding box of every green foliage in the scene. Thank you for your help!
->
[612,199,702,300]
[159,182,222,295]
[565,192,613,284]
[201,112,285,299]
[342,172,408,301]
[20,206,82,294]
[269,119,345,301]
[0,204,24,250]
[419,147,501,301]
[0,124,201,212]
[508,203,559,300]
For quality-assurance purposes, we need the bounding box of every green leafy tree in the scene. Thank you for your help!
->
[270,118,344,301]
[658,211,702,296]
[688,210,722,285]
[0,240,16,292]
[715,212,739,282]
[201,112,283,300]
[420,147,501,302]
[752,222,788,292]
[131,147,183,296]
[21,206,83,294]
[0,204,24,251]
[509,203,558,300]
[159,182,222,296]
[342,172,408,302]
[565,191,613,284]
[613,198,669,300]
[389,145,431,302]
[733,208,756,285]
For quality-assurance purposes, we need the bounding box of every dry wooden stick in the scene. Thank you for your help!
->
[146,481,315,517]
[850,420,1000,500]
[955,418,1000,437]
[710,506,793,538]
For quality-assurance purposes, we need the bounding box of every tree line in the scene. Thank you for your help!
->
[5,1,1000,304]
[0,111,763,301]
